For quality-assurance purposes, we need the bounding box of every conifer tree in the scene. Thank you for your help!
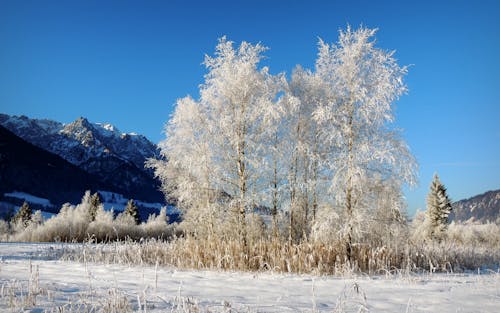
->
[425,173,453,239]
[13,201,32,227]
[89,192,101,222]
[124,199,140,225]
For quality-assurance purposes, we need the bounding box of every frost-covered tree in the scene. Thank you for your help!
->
[201,37,283,244]
[150,37,284,245]
[13,201,32,228]
[124,199,140,225]
[31,210,44,226]
[313,26,417,259]
[150,29,417,255]
[425,173,452,239]
[88,206,115,241]
[142,207,170,238]
[89,192,102,222]
[258,85,297,238]
[147,96,219,238]
[287,66,334,241]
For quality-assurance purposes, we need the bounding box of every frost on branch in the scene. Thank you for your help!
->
[311,26,417,257]
[150,27,417,257]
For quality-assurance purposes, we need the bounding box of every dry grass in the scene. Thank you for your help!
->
[61,231,500,276]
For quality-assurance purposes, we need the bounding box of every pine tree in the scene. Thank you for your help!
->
[89,192,101,222]
[124,199,140,225]
[13,201,32,227]
[425,173,453,239]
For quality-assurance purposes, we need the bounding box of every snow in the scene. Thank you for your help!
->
[102,123,115,132]
[3,192,52,207]
[0,243,498,312]
[97,190,171,213]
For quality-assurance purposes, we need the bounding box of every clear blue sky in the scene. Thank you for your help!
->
[1,0,499,215]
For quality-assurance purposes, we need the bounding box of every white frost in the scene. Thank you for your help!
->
[0,243,498,312]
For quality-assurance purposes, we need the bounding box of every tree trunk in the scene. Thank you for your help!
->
[237,141,247,248]
[311,136,319,223]
[345,111,354,262]
[272,151,279,239]
[303,149,310,237]
[289,123,300,244]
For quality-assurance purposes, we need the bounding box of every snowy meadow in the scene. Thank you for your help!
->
[1,243,499,312]
[1,26,499,312]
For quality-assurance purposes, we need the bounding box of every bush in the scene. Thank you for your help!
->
[9,192,176,243]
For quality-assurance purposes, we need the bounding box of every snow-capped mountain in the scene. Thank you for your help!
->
[0,114,164,203]
[0,114,159,171]
[450,189,500,223]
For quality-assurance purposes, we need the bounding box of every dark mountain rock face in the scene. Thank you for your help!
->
[0,125,103,210]
[450,190,500,223]
[0,114,165,205]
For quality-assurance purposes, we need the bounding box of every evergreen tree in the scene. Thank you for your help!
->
[89,192,102,222]
[13,201,32,227]
[425,173,453,239]
[124,199,140,225]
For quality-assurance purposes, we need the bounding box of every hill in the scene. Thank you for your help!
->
[450,189,500,223]
[0,114,164,203]
[0,125,103,210]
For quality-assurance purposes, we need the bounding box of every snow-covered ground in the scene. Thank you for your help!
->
[3,192,53,208]
[0,243,498,312]
[98,190,175,214]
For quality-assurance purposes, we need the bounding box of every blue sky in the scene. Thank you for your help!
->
[1,0,499,215]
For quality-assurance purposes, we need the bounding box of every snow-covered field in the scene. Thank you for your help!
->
[3,192,53,208]
[0,243,498,312]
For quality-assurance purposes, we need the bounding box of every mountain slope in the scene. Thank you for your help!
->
[449,189,500,223]
[0,125,104,209]
[0,114,158,170]
[0,114,164,202]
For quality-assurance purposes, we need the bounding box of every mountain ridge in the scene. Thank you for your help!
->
[0,114,164,204]
[0,125,104,208]
[450,189,500,223]
[0,114,159,170]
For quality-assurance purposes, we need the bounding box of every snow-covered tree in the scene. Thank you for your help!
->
[13,201,32,228]
[313,26,417,258]
[425,173,453,239]
[88,206,115,240]
[142,207,171,238]
[150,37,284,245]
[89,192,101,222]
[124,199,140,225]
[201,37,283,244]
[150,28,417,255]
[257,84,297,238]
[147,96,219,238]
[287,66,333,241]
[31,210,44,226]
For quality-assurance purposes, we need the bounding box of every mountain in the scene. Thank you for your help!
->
[449,189,500,223]
[0,114,164,204]
[0,125,103,209]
